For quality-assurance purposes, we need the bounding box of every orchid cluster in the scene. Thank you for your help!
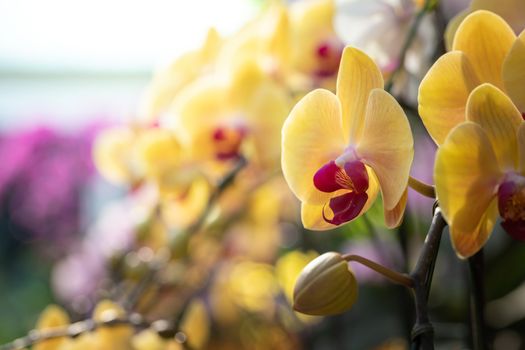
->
[5,0,525,349]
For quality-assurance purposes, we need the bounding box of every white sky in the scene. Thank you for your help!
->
[0,0,257,72]
[0,0,258,130]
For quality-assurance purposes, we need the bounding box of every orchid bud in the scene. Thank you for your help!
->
[293,252,358,316]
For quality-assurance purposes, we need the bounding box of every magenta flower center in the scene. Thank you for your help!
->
[497,179,525,240]
[212,126,247,160]
[313,160,369,225]
[314,40,343,78]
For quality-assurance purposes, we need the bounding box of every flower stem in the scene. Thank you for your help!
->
[342,254,414,288]
[409,176,436,199]
[409,207,447,350]
[468,249,487,350]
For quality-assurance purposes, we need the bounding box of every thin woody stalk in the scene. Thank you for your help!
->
[0,314,176,350]
[342,254,414,288]
[409,208,447,350]
[468,249,486,350]
[124,156,247,310]
[409,176,436,199]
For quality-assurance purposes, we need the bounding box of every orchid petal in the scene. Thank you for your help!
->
[356,89,413,210]
[466,84,522,171]
[282,89,346,204]
[435,122,503,257]
[503,30,525,113]
[336,46,384,144]
[453,10,516,89]
[418,51,480,145]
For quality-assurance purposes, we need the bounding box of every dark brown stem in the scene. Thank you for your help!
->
[409,208,447,350]
[468,249,486,350]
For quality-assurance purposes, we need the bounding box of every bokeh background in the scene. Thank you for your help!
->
[1,0,524,349]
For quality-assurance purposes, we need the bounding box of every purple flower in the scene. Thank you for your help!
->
[0,124,100,254]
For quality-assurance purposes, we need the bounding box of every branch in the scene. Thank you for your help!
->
[409,207,447,350]
[124,156,247,310]
[468,249,486,350]
[0,313,177,350]
[343,254,414,288]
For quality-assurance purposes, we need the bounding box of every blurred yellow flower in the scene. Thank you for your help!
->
[93,126,144,186]
[138,28,222,121]
[445,0,525,50]
[419,10,525,145]
[168,61,291,178]
[34,305,70,350]
[435,84,525,258]
[289,0,343,85]
[180,299,210,350]
[91,300,133,350]
[136,128,203,196]
[282,46,413,230]
[275,250,319,305]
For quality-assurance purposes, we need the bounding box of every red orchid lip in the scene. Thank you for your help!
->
[313,159,369,225]
[322,191,368,225]
[212,126,247,161]
[313,160,368,194]
[498,179,525,240]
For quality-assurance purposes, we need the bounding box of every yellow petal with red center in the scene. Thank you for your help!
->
[466,84,522,171]
[169,77,230,138]
[503,31,525,113]
[453,10,516,88]
[282,89,346,204]
[418,51,480,145]
[518,123,525,173]
[450,199,499,259]
[290,0,336,75]
[444,9,469,51]
[435,122,503,255]
[356,89,413,211]
[470,0,525,34]
[384,188,408,229]
[336,46,384,144]
[300,169,380,230]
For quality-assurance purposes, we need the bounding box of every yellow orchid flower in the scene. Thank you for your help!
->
[435,84,525,258]
[289,0,343,84]
[282,46,414,230]
[215,2,290,79]
[419,10,525,145]
[138,28,222,121]
[93,126,144,186]
[445,0,525,50]
[135,128,204,197]
[167,60,291,178]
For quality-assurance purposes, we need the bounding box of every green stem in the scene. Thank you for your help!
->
[409,176,436,199]
[342,254,413,288]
